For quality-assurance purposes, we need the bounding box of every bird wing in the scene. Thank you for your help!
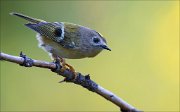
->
[11,12,80,49]
[58,23,81,49]
[11,12,64,43]
[25,22,64,43]
[26,22,79,49]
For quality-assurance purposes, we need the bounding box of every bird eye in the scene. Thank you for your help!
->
[93,37,100,43]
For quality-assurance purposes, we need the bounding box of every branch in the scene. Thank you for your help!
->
[0,52,140,112]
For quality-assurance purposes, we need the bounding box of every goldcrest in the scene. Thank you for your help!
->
[10,12,111,60]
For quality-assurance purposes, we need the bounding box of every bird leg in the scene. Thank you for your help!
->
[51,54,65,71]
[51,54,77,81]
[59,57,77,80]
[64,63,77,77]
[59,57,67,72]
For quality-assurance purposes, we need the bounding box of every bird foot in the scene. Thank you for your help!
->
[19,52,33,67]
[51,58,61,73]
[51,57,77,82]
[59,72,78,83]
[59,58,77,77]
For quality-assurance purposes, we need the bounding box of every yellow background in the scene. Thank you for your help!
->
[0,1,179,111]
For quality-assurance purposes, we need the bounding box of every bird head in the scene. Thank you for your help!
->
[89,31,111,51]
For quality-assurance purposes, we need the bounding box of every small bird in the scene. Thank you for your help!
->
[11,12,111,78]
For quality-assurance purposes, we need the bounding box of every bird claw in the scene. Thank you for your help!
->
[51,59,62,73]
[58,71,77,83]
[19,52,33,67]
[58,78,66,83]
[51,56,77,82]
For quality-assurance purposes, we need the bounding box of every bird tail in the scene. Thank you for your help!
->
[10,12,45,23]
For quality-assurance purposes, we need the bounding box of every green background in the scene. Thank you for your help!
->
[0,1,179,111]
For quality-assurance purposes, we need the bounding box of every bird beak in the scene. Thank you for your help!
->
[101,45,111,51]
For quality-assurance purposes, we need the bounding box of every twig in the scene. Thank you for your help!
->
[0,52,140,112]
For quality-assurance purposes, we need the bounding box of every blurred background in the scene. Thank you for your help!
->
[0,1,179,111]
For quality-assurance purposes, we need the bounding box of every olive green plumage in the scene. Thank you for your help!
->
[11,12,111,59]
